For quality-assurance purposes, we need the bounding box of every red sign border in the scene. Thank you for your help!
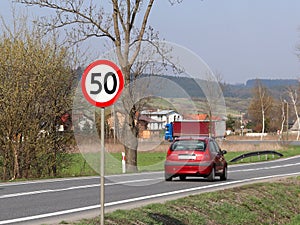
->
[81,60,124,108]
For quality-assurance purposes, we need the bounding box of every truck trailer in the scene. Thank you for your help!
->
[164,120,225,141]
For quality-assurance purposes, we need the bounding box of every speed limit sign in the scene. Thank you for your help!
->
[81,60,124,108]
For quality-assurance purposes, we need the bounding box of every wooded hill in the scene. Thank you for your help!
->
[147,75,299,99]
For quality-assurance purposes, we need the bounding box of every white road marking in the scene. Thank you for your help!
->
[0,176,99,187]
[1,172,300,225]
[0,184,99,199]
[1,160,299,199]
[0,171,163,188]
[105,172,300,206]
[0,178,163,199]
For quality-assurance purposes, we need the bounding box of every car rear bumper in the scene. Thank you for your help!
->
[164,161,212,176]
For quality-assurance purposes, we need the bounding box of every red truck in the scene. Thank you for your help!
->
[164,120,225,141]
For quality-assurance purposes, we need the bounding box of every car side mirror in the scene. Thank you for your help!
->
[221,150,227,155]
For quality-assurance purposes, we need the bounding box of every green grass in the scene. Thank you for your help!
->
[59,153,98,177]
[72,176,300,225]
[289,214,300,225]
[57,152,166,177]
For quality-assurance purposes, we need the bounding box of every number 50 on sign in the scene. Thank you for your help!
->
[81,60,124,108]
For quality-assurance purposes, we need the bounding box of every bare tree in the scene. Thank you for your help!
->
[201,71,226,137]
[287,88,300,140]
[16,0,177,172]
[279,98,286,140]
[248,80,273,140]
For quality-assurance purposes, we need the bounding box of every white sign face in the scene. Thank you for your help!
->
[81,60,124,108]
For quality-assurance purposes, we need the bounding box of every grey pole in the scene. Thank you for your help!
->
[100,107,105,225]
[286,102,289,141]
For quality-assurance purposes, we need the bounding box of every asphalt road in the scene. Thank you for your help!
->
[0,155,300,225]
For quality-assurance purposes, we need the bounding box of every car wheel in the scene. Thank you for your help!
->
[165,173,172,181]
[207,166,215,182]
[220,166,227,181]
[179,175,186,181]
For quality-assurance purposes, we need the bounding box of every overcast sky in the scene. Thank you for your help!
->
[1,0,300,84]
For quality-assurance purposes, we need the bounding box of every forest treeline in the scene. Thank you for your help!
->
[148,75,299,99]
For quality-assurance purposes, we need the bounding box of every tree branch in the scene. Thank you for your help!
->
[129,0,154,65]
[18,0,116,42]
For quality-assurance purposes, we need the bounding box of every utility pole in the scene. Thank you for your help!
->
[286,101,289,141]
[284,100,289,141]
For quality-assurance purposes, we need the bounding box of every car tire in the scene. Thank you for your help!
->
[165,173,172,181]
[207,166,215,182]
[220,166,227,181]
[179,175,186,181]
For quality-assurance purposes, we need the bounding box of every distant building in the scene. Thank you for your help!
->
[72,111,94,132]
[138,115,162,138]
[140,110,182,128]
[138,110,182,138]
[183,114,209,120]
[105,109,183,139]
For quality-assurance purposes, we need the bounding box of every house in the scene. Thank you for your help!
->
[105,109,183,139]
[138,115,162,138]
[72,111,94,132]
[140,110,182,126]
[138,110,183,138]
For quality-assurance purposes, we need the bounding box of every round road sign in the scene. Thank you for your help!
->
[81,60,124,108]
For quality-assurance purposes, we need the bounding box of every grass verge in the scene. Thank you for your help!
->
[60,146,300,177]
[71,176,300,225]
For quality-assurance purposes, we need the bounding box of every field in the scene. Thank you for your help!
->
[61,144,300,178]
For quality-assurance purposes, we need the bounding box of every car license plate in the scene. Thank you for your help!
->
[178,154,196,160]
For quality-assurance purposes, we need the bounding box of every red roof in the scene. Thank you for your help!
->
[184,114,209,120]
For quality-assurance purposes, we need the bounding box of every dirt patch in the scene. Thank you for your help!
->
[71,138,170,153]
[217,140,287,152]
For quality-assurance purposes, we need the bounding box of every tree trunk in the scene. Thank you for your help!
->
[24,144,31,179]
[124,109,139,173]
[53,135,58,177]
[120,64,140,173]
[261,109,265,141]
[2,150,8,180]
[12,143,20,180]
[280,102,285,141]
[290,95,300,140]
[125,144,138,172]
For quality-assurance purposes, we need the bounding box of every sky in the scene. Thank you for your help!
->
[1,0,300,84]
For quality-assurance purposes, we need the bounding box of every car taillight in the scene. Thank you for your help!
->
[195,154,203,160]
[203,152,211,161]
[166,149,172,158]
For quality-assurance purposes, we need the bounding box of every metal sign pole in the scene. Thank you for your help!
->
[100,107,105,225]
[81,59,123,225]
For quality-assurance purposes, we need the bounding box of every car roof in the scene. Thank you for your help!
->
[174,136,210,141]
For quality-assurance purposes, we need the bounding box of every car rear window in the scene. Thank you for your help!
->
[171,140,206,151]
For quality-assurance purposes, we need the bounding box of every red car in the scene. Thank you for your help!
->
[164,137,228,181]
